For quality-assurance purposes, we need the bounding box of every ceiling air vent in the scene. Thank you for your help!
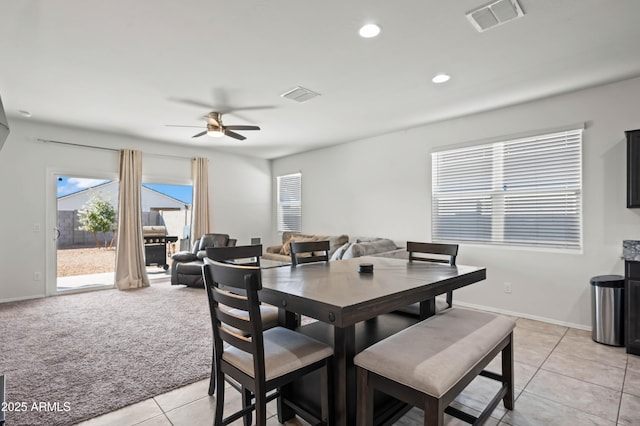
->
[466,0,525,32]
[280,86,321,103]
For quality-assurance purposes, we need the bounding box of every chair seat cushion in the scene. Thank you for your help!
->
[223,304,280,332]
[223,327,333,381]
[354,308,515,398]
[396,296,450,315]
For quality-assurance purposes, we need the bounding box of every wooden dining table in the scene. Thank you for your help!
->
[258,255,486,426]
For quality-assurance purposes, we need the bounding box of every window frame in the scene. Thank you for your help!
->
[431,129,583,250]
[276,172,302,233]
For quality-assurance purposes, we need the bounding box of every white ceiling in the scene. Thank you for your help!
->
[2,0,640,159]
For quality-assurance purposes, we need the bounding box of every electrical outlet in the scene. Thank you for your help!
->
[33,272,41,281]
[33,223,41,232]
[504,282,512,293]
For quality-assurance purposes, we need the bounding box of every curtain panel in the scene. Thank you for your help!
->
[191,157,211,242]
[115,149,149,289]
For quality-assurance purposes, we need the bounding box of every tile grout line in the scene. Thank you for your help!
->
[518,326,623,424]
[456,319,558,426]
[493,323,559,426]
[518,322,568,392]
[617,355,629,425]
[129,398,174,426]
[539,328,628,391]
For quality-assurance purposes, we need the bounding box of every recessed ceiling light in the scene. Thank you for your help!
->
[432,74,451,84]
[359,24,381,38]
[19,110,32,117]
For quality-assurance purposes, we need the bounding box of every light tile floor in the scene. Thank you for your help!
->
[76,316,640,426]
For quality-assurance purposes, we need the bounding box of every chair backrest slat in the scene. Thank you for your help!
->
[218,322,254,353]
[290,240,330,266]
[214,305,253,335]
[406,241,460,309]
[407,241,458,265]
[206,244,263,267]
[212,287,250,311]
[202,261,266,377]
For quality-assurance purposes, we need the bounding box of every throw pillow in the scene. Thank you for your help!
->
[342,238,397,259]
[278,234,299,255]
[330,242,352,261]
[354,236,383,243]
[281,235,317,256]
[327,234,349,257]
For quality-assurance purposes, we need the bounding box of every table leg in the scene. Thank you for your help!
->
[333,325,356,426]
[278,309,298,422]
[419,297,437,320]
[278,308,297,329]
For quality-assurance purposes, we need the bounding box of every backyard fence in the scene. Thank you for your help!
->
[57,210,166,249]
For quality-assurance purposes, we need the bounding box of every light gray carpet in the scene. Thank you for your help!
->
[0,281,212,426]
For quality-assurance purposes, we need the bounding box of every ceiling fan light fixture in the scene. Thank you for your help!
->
[206,125,225,138]
[359,23,381,38]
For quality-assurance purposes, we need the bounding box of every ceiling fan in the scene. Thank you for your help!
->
[167,112,260,141]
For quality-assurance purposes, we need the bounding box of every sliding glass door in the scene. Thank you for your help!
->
[53,174,119,293]
[47,170,194,294]
[140,182,193,279]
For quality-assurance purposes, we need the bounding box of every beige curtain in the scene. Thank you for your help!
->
[191,157,211,242]
[115,149,149,290]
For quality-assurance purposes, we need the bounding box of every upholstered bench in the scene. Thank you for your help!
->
[354,308,515,425]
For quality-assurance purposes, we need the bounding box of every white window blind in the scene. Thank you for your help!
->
[277,173,301,232]
[431,129,582,249]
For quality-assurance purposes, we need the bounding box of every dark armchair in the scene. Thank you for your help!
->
[170,233,237,287]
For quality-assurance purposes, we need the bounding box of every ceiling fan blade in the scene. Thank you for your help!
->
[226,105,275,112]
[224,129,246,140]
[192,130,207,138]
[166,124,204,128]
[168,98,213,110]
[225,125,260,131]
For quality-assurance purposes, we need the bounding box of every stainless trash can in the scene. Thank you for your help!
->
[591,275,624,346]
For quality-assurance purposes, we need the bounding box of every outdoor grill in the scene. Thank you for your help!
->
[142,226,178,270]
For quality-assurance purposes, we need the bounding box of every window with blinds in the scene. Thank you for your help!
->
[277,173,302,232]
[431,129,582,249]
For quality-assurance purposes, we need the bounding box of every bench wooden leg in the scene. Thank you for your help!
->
[423,395,444,426]
[502,333,514,410]
[357,367,374,426]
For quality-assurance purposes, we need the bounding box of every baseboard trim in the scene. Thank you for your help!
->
[453,301,590,331]
[0,294,45,304]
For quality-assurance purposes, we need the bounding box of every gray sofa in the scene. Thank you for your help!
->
[171,233,237,287]
[263,232,399,263]
[263,232,349,263]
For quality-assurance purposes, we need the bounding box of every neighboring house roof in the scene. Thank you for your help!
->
[57,181,190,211]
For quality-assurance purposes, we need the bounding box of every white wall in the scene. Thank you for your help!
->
[272,76,640,329]
[0,119,272,302]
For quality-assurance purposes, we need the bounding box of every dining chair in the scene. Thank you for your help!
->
[206,244,263,267]
[202,245,279,396]
[397,242,459,316]
[203,261,334,426]
[289,240,330,266]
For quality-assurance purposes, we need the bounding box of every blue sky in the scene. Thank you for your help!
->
[57,177,193,204]
[143,183,192,203]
